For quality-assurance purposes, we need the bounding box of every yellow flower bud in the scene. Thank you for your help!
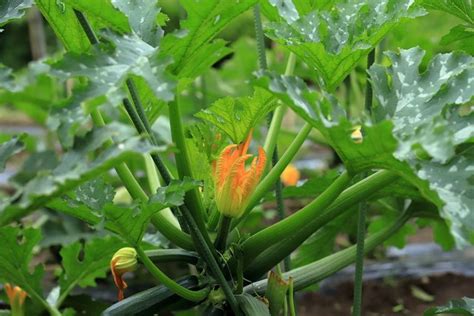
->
[280,164,300,186]
[351,125,363,144]
[110,247,137,301]
[213,131,266,218]
[4,283,27,316]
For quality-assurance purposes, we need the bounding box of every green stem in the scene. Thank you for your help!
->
[233,122,312,229]
[145,249,198,264]
[73,10,98,45]
[253,4,267,71]
[254,4,292,273]
[179,204,241,315]
[353,49,375,316]
[262,52,296,165]
[168,98,209,233]
[244,209,413,294]
[352,200,366,316]
[243,170,399,279]
[136,245,209,302]
[288,278,296,316]
[124,82,189,231]
[214,215,232,252]
[90,109,193,250]
[242,172,352,264]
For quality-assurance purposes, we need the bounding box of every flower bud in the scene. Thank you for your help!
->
[5,283,27,316]
[110,247,137,301]
[351,125,363,144]
[280,164,300,186]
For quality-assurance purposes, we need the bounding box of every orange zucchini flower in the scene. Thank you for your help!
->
[5,283,27,316]
[110,247,137,301]
[281,164,300,186]
[213,132,266,218]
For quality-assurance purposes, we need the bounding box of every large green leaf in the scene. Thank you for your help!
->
[195,88,277,143]
[48,31,175,147]
[51,32,174,102]
[370,48,473,163]
[0,227,44,298]
[105,178,200,245]
[59,236,125,299]
[422,0,474,24]
[0,0,33,27]
[441,25,474,55]
[265,0,425,91]
[160,0,257,78]
[0,123,162,226]
[255,48,474,246]
[424,297,474,315]
[111,0,162,46]
[36,0,91,53]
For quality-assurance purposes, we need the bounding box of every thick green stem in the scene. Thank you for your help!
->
[243,170,399,279]
[136,246,209,302]
[233,122,312,229]
[353,48,376,316]
[242,172,352,263]
[214,215,232,252]
[168,99,209,234]
[244,209,412,294]
[90,109,193,250]
[179,204,241,315]
[288,278,296,316]
[262,52,296,166]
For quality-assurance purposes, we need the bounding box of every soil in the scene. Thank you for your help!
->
[297,273,474,316]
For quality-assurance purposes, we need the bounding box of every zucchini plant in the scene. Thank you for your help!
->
[0,0,473,315]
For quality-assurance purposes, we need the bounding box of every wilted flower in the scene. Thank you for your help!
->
[110,247,138,301]
[213,132,266,218]
[280,164,300,186]
[4,283,27,316]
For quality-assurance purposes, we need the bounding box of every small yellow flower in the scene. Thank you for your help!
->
[4,283,27,316]
[351,125,363,144]
[110,247,137,301]
[213,131,266,218]
[281,164,300,186]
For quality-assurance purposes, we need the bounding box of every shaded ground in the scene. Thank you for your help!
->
[297,273,474,315]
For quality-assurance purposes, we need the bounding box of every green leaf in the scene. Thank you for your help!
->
[416,149,474,247]
[370,48,474,163]
[160,0,257,78]
[0,227,44,298]
[265,0,425,91]
[36,0,91,53]
[236,293,270,316]
[105,178,200,245]
[441,25,474,55]
[111,0,162,46]
[256,48,474,246]
[422,0,474,24]
[0,135,24,172]
[59,236,125,299]
[195,88,277,143]
[64,0,130,33]
[48,31,175,147]
[0,123,162,226]
[74,177,115,211]
[424,297,474,315]
[51,31,175,102]
[0,0,33,27]
[265,271,290,316]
